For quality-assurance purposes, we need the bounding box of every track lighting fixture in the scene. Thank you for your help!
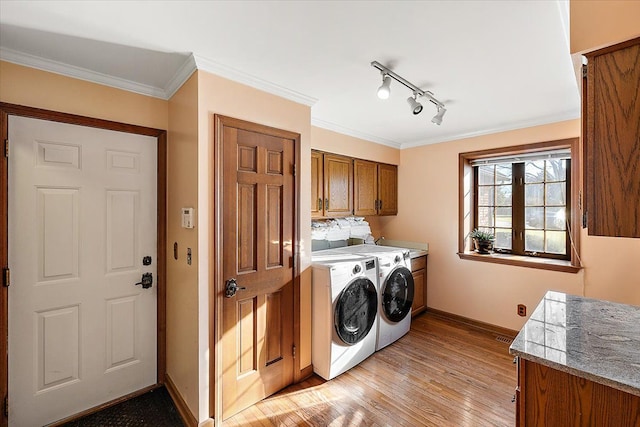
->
[377,74,391,99]
[371,60,447,125]
[431,106,446,125]
[407,94,423,115]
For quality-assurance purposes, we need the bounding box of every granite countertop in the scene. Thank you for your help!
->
[376,238,428,258]
[510,290,640,397]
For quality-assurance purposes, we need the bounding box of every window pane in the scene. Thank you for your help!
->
[495,228,512,249]
[495,207,512,228]
[545,231,566,254]
[525,160,545,183]
[525,183,544,206]
[525,207,544,229]
[525,230,544,252]
[496,164,512,184]
[478,165,494,185]
[478,186,494,206]
[546,207,566,230]
[546,183,566,205]
[495,185,512,206]
[478,206,494,227]
[545,159,566,182]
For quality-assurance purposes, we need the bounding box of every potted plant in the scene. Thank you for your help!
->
[469,229,495,254]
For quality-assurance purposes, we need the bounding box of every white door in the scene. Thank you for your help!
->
[8,116,157,426]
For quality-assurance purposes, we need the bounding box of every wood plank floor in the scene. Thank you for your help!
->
[225,312,516,426]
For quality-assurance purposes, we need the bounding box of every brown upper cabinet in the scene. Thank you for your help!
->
[354,160,398,216]
[311,151,353,218]
[584,37,640,238]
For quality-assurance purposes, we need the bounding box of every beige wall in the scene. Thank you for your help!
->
[0,61,168,129]
[196,70,312,421]
[166,73,200,418]
[376,119,640,331]
[570,0,640,53]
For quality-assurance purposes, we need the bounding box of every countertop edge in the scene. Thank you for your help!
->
[509,348,640,398]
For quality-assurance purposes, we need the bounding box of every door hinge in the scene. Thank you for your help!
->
[582,64,587,79]
[292,344,296,359]
[2,268,9,287]
[3,139,8,158]
[4,394,7,417]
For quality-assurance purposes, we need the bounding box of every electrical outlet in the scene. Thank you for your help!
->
[517,304,527,317]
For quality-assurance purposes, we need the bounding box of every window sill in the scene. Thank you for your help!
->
[457,251,582,273]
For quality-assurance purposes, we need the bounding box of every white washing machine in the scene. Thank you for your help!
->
[333,244,414,350]
[311,252,379,380]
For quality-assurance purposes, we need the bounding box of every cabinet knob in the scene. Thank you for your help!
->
[511,395,516,403]
[317,198,322,211]
[513,356,518,364]
[325,198,329,211]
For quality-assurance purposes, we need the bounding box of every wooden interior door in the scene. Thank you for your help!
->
[8,116,157,426]
[218,116,296,419]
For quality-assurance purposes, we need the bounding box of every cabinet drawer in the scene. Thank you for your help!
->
[411,256,426,271]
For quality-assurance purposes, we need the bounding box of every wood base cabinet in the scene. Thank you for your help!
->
[516,358,640,427]
[410,255,427,316]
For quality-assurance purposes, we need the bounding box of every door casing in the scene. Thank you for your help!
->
[211,114,302,425]
[0,102,167,427]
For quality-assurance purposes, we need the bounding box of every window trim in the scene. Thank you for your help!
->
[458,138,582,273]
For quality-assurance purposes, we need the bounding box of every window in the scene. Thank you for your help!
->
[459,139,581,273]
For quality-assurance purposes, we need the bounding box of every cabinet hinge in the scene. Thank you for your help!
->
[582,64,587,79]
[292,344,296,359]
[292,164,296,176]
[3,139,8,158]
[2,268,9,288]
[4,394,7,418]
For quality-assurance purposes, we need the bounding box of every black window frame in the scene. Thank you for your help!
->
[473,159,571,261]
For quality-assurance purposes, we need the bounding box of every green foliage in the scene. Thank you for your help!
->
[470,228,495,242]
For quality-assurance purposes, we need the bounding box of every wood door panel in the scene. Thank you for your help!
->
[324,153,353,216]
[378,163,398,215]
[220,117,295,419]
[586,38,640,237]
[311,151,323,217]
[354,159,378,216]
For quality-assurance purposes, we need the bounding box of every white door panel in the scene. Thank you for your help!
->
[8,116,157,426]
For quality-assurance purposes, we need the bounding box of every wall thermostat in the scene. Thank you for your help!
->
[181,207,194,229]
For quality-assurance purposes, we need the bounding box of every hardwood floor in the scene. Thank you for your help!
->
[225,312,516,426]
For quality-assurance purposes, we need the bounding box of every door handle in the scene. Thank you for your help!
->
[317,198,322,211]
[325,198,329,211]
[135,272,153,289]
[225,278,246,298]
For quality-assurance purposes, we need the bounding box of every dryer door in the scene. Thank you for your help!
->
[382,266,415,322]
[334,277,378,345]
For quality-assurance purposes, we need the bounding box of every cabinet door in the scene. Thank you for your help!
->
[354,159,378,216]
[323,154,353,217]
[410,255,427,316]
[585,38,640,237]
[311,151,324,218]
[378,163,398,215]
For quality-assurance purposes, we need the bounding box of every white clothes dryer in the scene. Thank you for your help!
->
[311,252,379,380]
[332,244,414,350]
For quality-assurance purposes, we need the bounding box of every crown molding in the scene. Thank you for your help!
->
[0,47,168,99]
[400,110,581,149]
[310,118,401,149]
[164,55,198,99]
[193,54,317,107]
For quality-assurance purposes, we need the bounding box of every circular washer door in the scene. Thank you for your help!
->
[382,266,414,323]
[334,277,378,345]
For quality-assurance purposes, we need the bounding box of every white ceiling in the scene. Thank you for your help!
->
[0,1,580,149]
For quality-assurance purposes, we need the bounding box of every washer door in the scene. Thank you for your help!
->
[334,277,378,345]
[382,266,415,323]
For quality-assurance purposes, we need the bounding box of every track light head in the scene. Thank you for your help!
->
[377,74,391,99]
[407,94,423,115]
[431,106,447,125]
